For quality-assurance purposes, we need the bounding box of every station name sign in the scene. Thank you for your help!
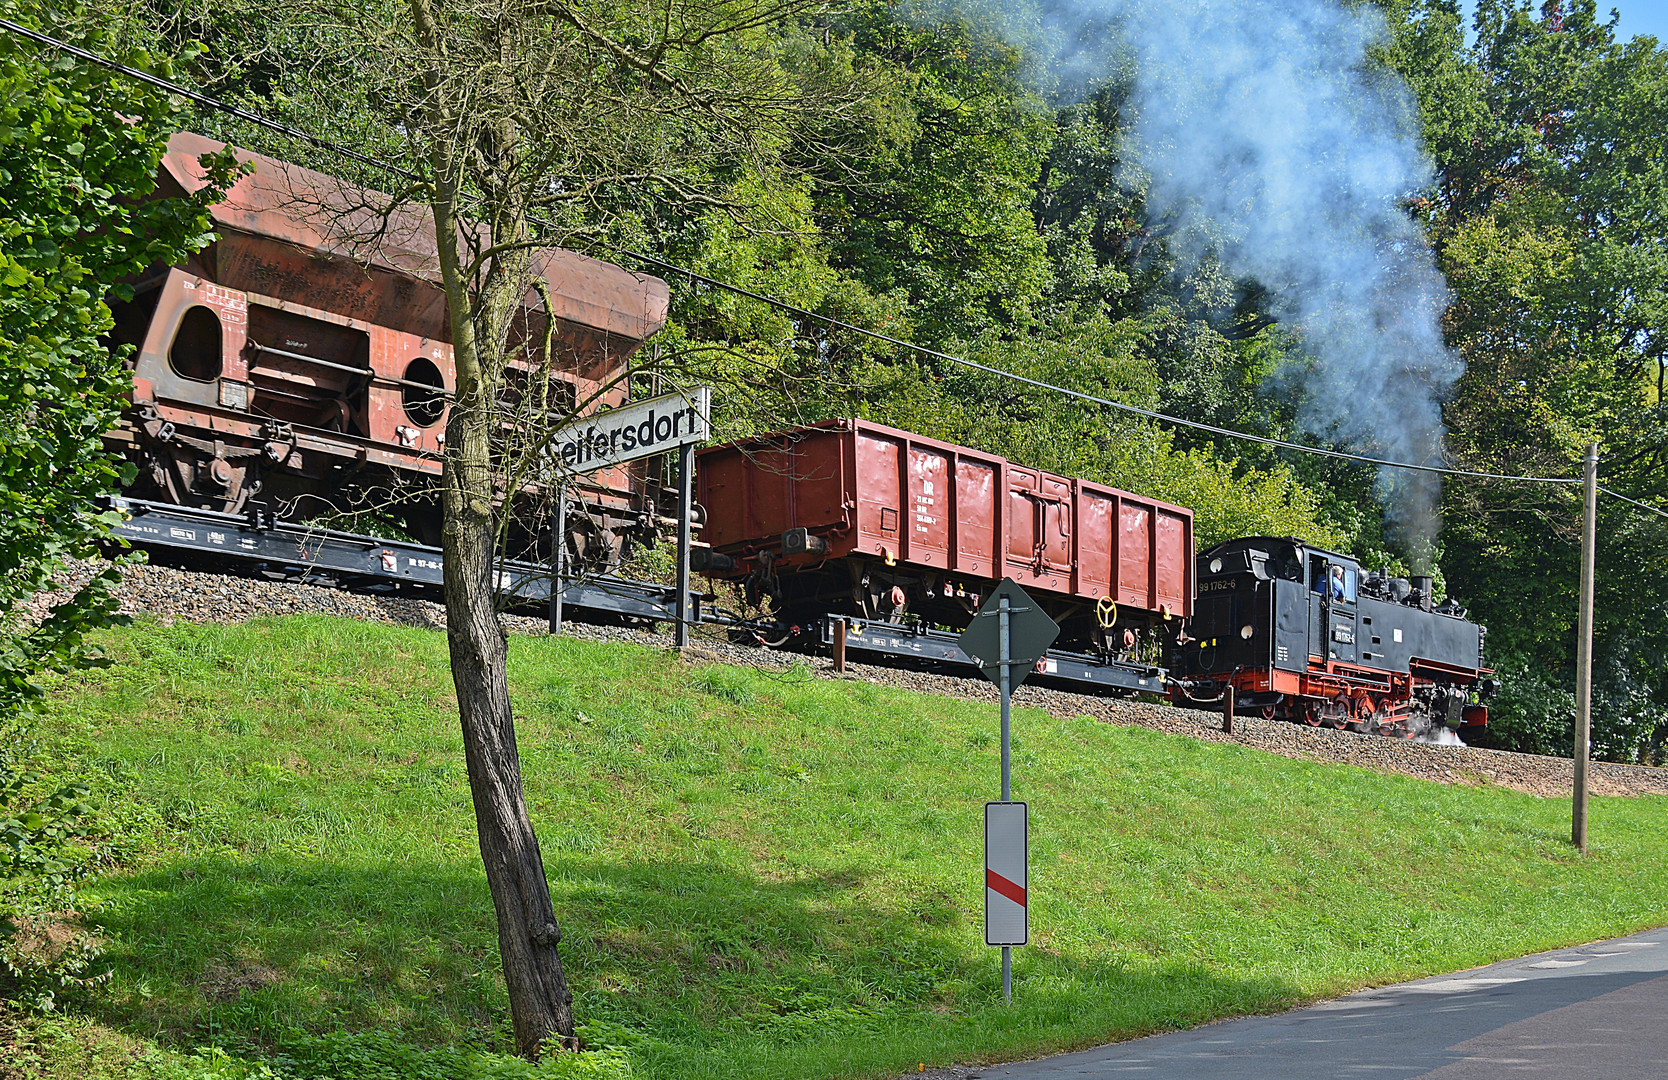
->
[546,387,711,475]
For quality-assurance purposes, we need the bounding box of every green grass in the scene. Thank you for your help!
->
[12,614,1668,1079]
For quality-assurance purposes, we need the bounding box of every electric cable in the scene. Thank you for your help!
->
[1599,485,1668,521]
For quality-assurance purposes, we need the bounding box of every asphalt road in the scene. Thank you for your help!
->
[975,927,1668,1079]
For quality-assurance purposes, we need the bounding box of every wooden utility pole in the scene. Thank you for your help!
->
[1573,442,1598,852]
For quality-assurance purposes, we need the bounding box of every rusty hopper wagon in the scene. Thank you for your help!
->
[694,419,1194,658]
[106,132,671,564]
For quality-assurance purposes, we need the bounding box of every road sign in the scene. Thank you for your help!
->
[985,801,1028,947]
[545,387,710,476]
[958,578,1060,687]
[544,387,711,648]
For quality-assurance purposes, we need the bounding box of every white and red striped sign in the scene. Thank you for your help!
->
[985,801,1028,946]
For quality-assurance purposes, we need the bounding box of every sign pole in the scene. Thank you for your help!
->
[998,592,1012,1003]
[676,442,694,648]
[549,484,565,636]
[963,579,1055,1010]
[1573,441,1598,851]
[1000,593,1012,800]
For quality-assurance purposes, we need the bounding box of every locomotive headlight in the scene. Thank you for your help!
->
[1209,557,1223,573]
[1240,625,1254,640]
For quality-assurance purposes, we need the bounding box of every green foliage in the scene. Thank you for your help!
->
[0,0,234,991]
[1479,661,1576,759]
[1382,0,1668,752]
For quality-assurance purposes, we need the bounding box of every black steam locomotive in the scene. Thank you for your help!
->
[1169,537,1494,738]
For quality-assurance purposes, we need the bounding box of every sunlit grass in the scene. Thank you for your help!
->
[18,615,1668,1079]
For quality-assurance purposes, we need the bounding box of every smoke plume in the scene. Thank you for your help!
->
[930,0,1461,568]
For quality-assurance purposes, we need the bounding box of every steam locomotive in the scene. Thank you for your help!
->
[1168,537,1493,737]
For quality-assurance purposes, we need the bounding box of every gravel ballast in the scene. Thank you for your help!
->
[24,558,1668,800]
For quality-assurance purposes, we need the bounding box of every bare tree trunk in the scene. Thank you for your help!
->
[440,408,577,1056]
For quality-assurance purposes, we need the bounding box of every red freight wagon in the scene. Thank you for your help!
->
[694,419,1193,657]
[108,133,670,565]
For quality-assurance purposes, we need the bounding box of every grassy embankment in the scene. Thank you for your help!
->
[10,615,1668,1079]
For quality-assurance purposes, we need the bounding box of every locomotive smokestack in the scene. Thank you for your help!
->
[1411,574,1433,612]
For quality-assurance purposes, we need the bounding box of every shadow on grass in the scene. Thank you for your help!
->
[82,854,1300,1075]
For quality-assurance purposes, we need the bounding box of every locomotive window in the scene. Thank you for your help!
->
[169,305,223,382]
[402,358,447,428]
[1312,560,1357,601]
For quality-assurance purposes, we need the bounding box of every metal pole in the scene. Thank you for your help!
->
[549,485,565,636]
[676,442,694,648]
[1222,687,1235,735]
[832,618,846,673]
[999,592,1012,1004]
[1573,441,1598,851]
[1000,595,1012,800]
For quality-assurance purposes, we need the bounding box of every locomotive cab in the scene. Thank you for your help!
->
[1174,538,1492,738]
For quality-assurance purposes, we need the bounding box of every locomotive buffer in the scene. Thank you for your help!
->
[959,578,1059,1003]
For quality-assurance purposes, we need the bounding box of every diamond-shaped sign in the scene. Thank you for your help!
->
[959,578,1060,687]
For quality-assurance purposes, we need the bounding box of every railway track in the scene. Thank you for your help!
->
[87,497,1668,799]
[104,495,1170,698]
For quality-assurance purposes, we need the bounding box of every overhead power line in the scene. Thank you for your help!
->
[1599,485,1668,521]
[0,18,1638,499]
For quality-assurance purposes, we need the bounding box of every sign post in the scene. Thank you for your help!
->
[542,388,711,639]
[676,441,694,647]
[959,578,1059,1002]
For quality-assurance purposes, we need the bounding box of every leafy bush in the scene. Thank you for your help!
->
[1480,661,1575,758]
[1590,655,1668,765]
[1482,654,1667,764]
[0,0,235,997]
